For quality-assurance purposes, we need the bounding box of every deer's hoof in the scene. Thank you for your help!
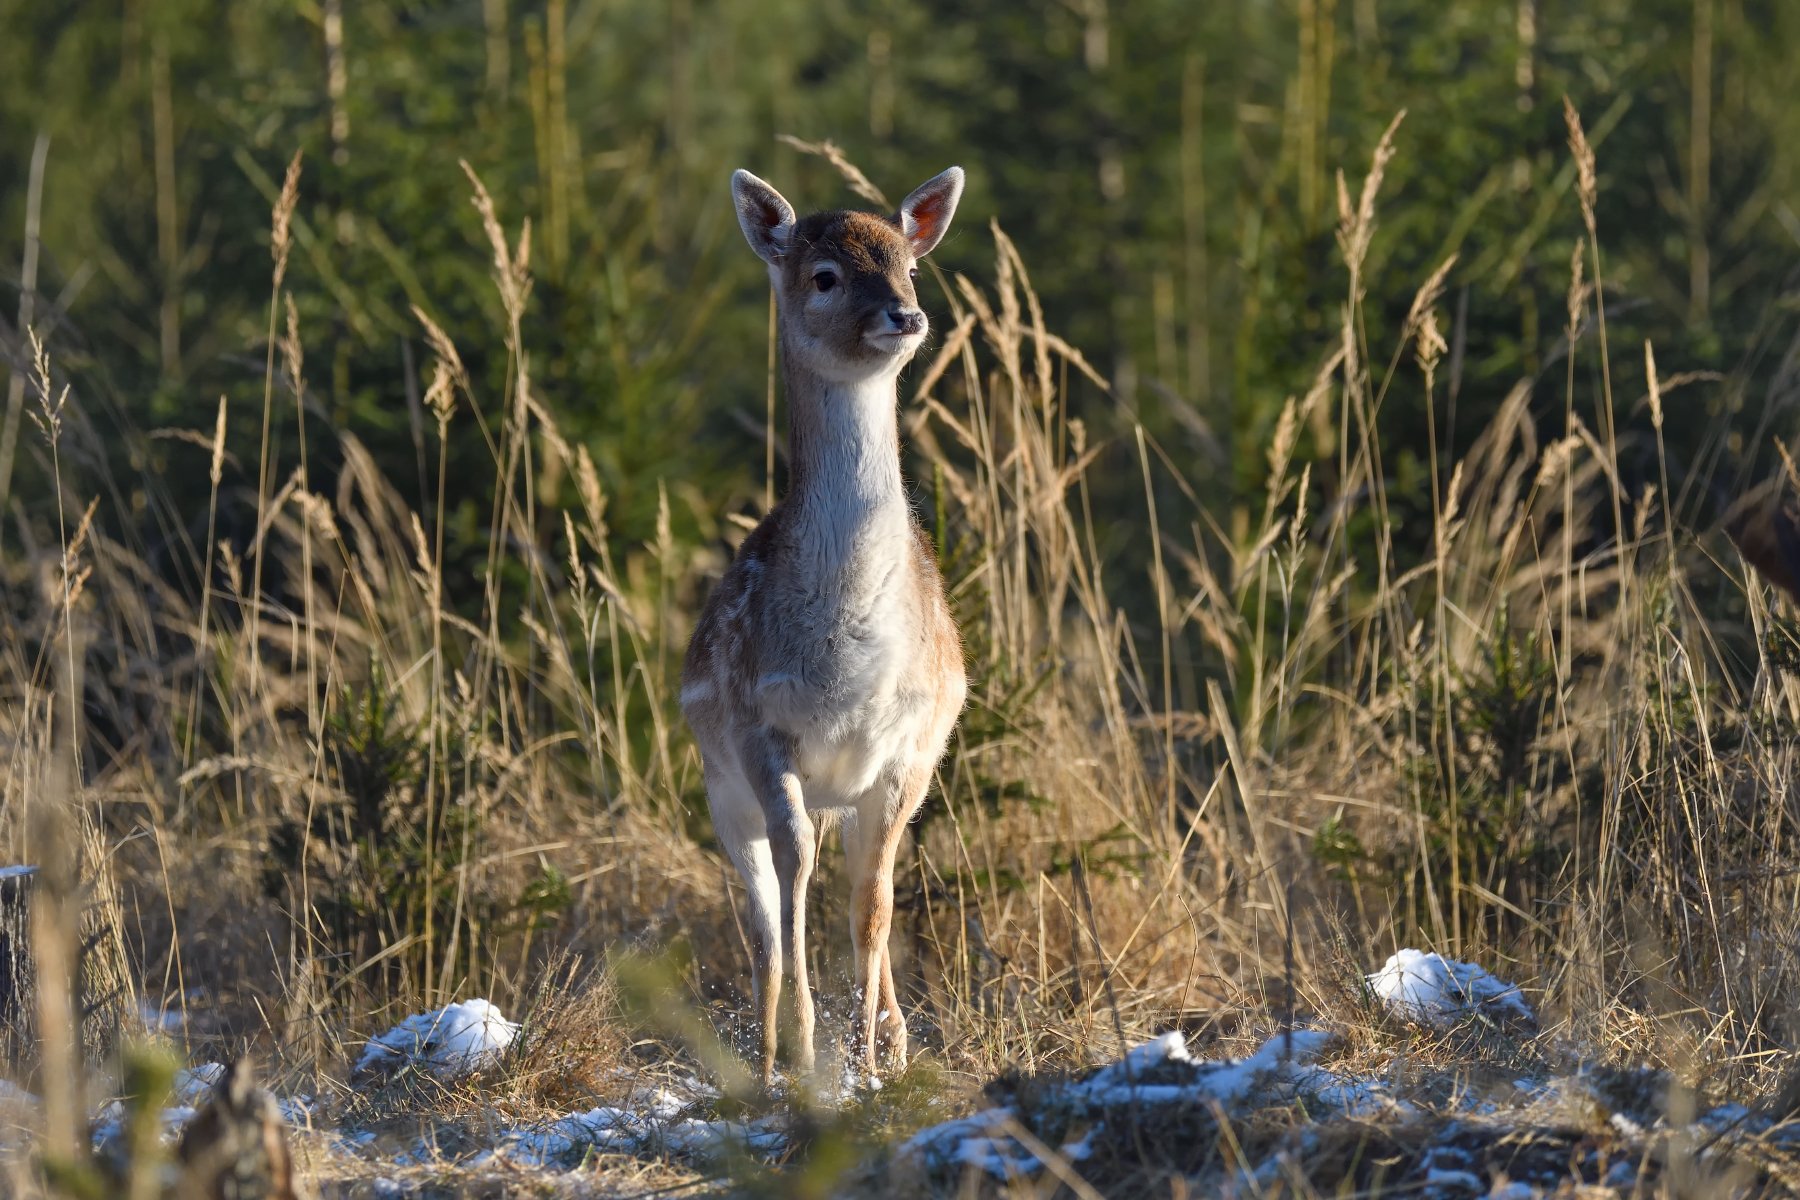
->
[874,1010,909,1070]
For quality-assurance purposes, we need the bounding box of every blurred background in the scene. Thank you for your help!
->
[4,0,1797,574]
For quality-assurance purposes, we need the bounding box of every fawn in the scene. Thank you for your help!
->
[681,166,967,1085]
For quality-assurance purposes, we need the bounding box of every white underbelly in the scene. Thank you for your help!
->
[788,686,935,806]
[797,731,890,804]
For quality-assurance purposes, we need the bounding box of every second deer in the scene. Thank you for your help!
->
[682,165,967,1085]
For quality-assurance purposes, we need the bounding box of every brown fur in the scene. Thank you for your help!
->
[1725,477,1800,605]
[683,167,967,1085]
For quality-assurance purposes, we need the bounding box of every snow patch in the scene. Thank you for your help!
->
[88,1059,313,1155]
[355,999,518,1080]
[174,1063,224,1106]
[1070,1029,1336,1108]
[91,1067,222,1152]
[901,1030,1355,1180]
[1486,1184,1541,1200]
[277,1094,314,1127]
[1365,949,1533,1028]
[499,1093,786,1167]
[139,998,187,1034]
[90,1103,197,1155]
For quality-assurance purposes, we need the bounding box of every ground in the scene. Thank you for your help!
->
[29,951,1799,1198]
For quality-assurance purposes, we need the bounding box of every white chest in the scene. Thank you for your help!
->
[753,549,932,802]
[756,559,916,715]
[718,371,944,804]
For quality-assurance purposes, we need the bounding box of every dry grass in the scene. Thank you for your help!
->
[2,118,1800,1196]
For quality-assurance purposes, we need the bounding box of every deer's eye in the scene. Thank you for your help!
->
[908,268,919,282]
[812,270,837,293]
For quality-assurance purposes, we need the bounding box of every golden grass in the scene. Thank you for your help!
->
[1,115,1799,1195]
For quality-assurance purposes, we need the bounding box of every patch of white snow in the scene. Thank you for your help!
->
[499,1100,786,1167]
[276,1094,314,1126]
[900,1030,1356,1180]
[139,998,187,1034]
[1423,1165,1484,1192]
[173,1063,224,1106]
[355,998,518,1080]
[1070,1028,1335,1108]
[90,1103,197,1154]
[1366,950,1534,1028]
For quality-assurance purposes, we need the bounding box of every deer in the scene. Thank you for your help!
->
[681,165,967,1087]
[1726,474,1800,606]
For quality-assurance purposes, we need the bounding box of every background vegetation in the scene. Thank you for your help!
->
[7,0,1799,564]
[3,0,1800,1194]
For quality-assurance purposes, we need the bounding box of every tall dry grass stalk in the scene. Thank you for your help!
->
[0,107,1796,1195]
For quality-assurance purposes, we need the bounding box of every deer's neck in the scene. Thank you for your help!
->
[782,353,909,565]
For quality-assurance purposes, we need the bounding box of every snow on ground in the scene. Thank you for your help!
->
[899,1028,1795,1193]
[901,1028,1371,1180]
[85,1061,323,1159]
[137,990,210,1035]
[493,1086,787,1169]
[173,1063,224,1106]
[89,1064,224,1153]
[139,998,187,1034]
[90,1102,198,1155]
[354,998,519,1080]
[15,954,1800,1195]
[1366,948,1534,1028]
[891,950,1800,1194]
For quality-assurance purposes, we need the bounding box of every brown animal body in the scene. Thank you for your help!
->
[681,167,967,1085]
[1726,478,1800,605]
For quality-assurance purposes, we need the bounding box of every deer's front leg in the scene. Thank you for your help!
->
[745,728,816,1083]
[848,767,929,1076]
[715,801,784,1089]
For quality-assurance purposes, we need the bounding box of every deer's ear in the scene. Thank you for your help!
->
[732,170,796,265]
[898,167,964,258]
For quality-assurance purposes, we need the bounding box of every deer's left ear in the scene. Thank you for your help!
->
[898,167,964,258]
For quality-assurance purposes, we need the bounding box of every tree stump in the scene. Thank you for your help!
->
[0,867,37,1064]
[0,863,133,1068]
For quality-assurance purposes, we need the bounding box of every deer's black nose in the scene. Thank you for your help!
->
[888,307,926,336]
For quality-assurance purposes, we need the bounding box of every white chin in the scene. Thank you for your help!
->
[866,334,921,356]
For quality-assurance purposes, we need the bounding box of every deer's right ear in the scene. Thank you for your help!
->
[732,170,797,266]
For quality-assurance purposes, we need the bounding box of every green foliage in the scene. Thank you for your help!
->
[939,657,1054,827]
[1761,619,1800,678]
[261,663,568,997]
[321,661,424,844]
[5,0,1799,605]
[1419,610,1569,903]
[1316,604,1567,938]
[1455,605,1562,802]
[1312,812,1367,884]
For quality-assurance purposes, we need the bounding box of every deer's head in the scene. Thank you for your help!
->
[731,167,964,383]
